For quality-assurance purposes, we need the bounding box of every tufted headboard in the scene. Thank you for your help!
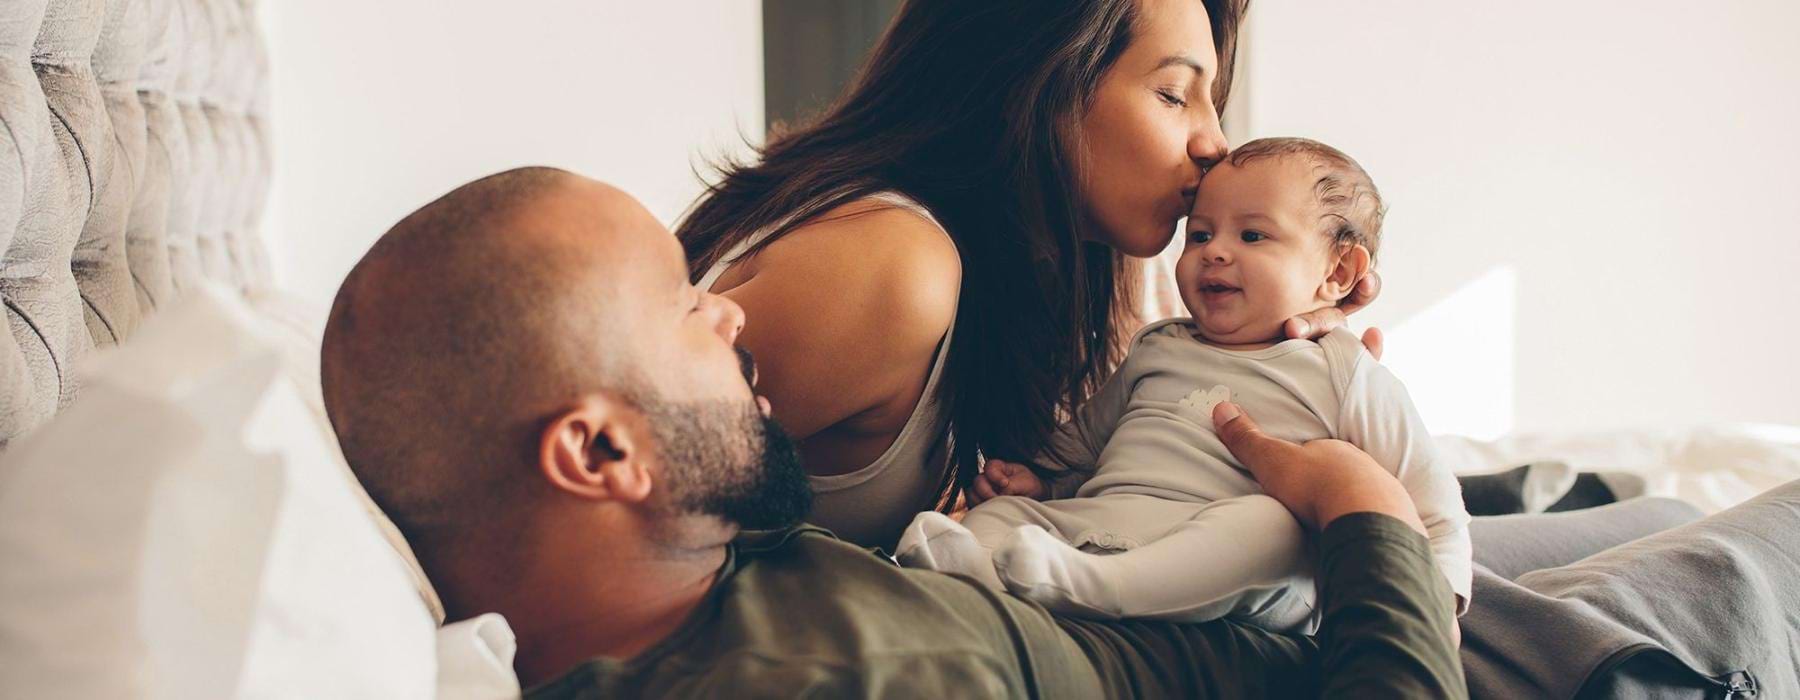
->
[1,0,271,447]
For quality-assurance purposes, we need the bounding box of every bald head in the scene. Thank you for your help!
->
[321,166,669,547]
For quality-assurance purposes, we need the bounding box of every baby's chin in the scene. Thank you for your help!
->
[1188,314,1286,347]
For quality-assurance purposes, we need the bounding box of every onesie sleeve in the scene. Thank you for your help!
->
[1336,355,1475,614]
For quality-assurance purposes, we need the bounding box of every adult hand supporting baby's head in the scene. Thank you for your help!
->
[1212,401,1423,535]
[1283,272,1384,360]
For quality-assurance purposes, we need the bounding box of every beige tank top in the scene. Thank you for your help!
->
[695,192,958,551]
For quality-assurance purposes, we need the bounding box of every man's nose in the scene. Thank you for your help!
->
[711,293,746,343]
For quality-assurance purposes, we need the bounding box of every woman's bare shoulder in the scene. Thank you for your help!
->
[736,197,961,343]
[714,197,963,437]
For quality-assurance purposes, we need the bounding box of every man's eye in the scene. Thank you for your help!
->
[1241,231,1267,243]
[1189,230,1212,244]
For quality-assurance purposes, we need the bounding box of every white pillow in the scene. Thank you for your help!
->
[438,613,523,699]
[0,283,437,698]
[245,287,447,624]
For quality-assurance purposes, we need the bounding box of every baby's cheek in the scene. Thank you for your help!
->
[1173,249,1208,313]
[1271,262,1328,314]
[1173,245,1204,280]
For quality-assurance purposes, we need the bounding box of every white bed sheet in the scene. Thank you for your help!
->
[1436,423,1800,514]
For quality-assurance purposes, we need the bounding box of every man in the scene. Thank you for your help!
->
[321,167,1464,697]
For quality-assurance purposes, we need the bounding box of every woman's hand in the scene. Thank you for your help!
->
[1283,272,1384,359]
[1211,401,1424,534]
[970,459,1047,506]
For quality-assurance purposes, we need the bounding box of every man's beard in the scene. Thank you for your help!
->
[638,398,811,531]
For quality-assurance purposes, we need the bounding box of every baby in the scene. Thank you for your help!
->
[895,137,1472,633]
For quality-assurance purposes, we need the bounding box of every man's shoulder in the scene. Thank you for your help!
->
[731,524,999,604]
[530,526,1101,699]
[724,524,1089,670]
[538,526,1063,698]
[529,642,1027,699]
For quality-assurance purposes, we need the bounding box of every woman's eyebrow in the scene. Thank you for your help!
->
[1150,54,1208,78]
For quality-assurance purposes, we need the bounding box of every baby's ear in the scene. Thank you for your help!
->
[1320,243,1372,303]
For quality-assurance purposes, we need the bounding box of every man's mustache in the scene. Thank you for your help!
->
[736,346,757,386]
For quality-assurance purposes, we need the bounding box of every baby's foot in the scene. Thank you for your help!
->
[895,511,1004,589]
[992,525,1123,619]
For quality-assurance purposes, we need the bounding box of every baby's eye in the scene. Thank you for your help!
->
[1240,230,1268,243]
[1189,230,1213,244]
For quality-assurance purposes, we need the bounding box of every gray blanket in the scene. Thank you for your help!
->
[1463,479,1800,698]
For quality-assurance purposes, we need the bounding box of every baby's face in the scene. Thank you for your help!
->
[1177,157,1340,346]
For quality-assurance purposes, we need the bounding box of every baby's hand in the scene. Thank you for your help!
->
[970,459,1047,506]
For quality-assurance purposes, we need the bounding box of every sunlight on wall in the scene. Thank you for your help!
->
[1380,267,1516,440]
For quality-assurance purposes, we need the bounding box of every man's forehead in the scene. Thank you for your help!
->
[601,204,690,303]
[531,180,687,283]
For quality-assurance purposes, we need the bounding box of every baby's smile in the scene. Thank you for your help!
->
[1193,276,1243,308]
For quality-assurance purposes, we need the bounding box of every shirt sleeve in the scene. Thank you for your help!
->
[1336,355,1475,613]
[1316,512,1469,699]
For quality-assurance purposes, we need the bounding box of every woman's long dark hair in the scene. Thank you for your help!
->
[677,0,1246,510]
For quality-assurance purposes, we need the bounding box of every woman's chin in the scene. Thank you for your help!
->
[1131,229,1179,257]
[1096,223,1177,258]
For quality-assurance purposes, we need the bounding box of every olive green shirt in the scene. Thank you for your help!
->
[526,513,1464,699]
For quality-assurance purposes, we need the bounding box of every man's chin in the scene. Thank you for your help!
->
[719,415,813,531]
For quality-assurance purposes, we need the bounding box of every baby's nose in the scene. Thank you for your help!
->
[1199,241,1230,263]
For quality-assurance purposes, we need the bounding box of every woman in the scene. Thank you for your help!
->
[679,0,1377,550]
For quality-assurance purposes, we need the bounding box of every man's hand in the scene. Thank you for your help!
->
[970,459,1047,506]
[1211,401,1423,534]
[1283,273,1384,360]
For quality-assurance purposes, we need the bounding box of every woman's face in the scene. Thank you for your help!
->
[1076,0,1230,257]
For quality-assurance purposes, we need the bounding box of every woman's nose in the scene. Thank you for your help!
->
[711,293,746,343]
[1189,110,1229,167]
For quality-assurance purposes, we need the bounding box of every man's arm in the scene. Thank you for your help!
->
[1212,402,1468,698]
[1338,357,1475,612]
[1315,513,1467,698]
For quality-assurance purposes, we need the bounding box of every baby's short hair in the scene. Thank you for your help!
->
[1226,137,1385,262]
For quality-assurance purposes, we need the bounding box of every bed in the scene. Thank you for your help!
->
[1,1,1796,698]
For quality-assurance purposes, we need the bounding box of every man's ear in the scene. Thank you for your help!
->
[538,394,654,504]
[1320,244,1372,303]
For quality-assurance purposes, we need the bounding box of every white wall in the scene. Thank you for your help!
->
[261,2,764,307]
[1235,2,1800,437]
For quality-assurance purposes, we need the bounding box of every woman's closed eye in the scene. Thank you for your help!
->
[1155,88,1189,108]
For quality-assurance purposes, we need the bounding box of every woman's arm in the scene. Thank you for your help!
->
[710,201,961,470]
